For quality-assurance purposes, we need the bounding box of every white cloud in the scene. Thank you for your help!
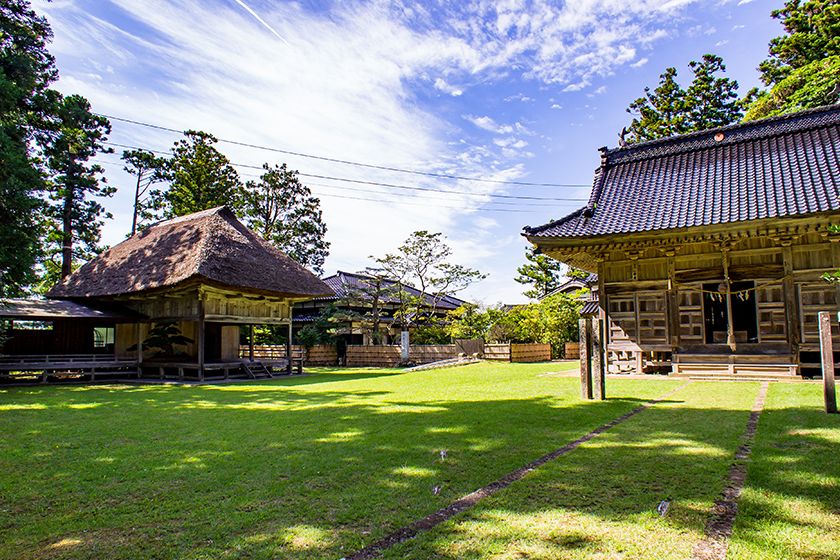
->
[504,93,534,102]
[433,77,464,96]
[31,0,723,302]
[550,103,563,109]
[630,57,649,68]
[737,0,757,5]
[715,39,729,47]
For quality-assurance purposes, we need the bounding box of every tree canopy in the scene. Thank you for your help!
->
[515,246,565,299]
[745,0,839,120]
[242,163,330,274]
[624,54,742,143]
[0,0,56,295]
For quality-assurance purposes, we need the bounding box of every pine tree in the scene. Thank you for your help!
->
[156,130,243,217]
[0,0,57,295]
[515,246,564,299]
[242,163,329,274]
[745,0,839,120]
[624,55,742,143]
[40,94,113,282]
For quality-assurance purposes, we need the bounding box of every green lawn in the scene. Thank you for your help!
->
[0,364,836,560]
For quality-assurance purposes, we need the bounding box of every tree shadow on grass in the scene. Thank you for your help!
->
[2,382,834,560]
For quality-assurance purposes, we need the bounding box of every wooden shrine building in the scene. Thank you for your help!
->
[1,207,332,382]
[524,105,840,380]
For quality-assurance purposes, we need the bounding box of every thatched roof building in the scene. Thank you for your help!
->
[49,206,331,300]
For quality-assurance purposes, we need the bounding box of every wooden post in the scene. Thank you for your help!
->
[248,324,255,362]
[818,312,837,414]
[666,252,680,349]
[137,323,143,378]
[592,317,605,400]
[782,243,801,355]
[286,321,293,375]
[579,317,592,399]
[197,302,206,382]
[722,247,736,351]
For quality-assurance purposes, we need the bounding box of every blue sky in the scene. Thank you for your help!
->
[33,0,782,303]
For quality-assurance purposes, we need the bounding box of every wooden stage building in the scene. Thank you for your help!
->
[0,207,332,383]
[525,105,840,381]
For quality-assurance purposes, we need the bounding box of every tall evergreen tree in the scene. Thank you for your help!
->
[122,149,167,235]
[40,94,113,282]
[514,246,564,299]
[157,130,242,217]
[745,0,839,120]
[242,163,329,274]
[624,55,742,143]
[0,0,57,295]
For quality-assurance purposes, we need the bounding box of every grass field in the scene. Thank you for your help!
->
[0,363,836,559]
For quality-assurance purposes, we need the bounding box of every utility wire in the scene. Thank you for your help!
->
[99,113,590,188]
[102,141,590,203]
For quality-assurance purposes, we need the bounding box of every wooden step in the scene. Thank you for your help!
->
[241,361,273,379]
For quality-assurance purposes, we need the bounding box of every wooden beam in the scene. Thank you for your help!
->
[286,321,293,375]
[818,311,837,414]
[579,317,592,399]
[667,253,680,350]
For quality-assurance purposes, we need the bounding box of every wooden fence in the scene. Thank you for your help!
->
[510,343,552,363]
[240,342,553,367]
[346,345,457,367]
[239,344,337,366]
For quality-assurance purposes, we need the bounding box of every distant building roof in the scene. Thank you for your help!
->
[317,270,466,310]
[525,104,840,240]
[543,274,598,298]
[0,299,140,321]
[48,207,333,300]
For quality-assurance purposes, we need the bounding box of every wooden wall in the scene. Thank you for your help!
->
[595,227,840,373]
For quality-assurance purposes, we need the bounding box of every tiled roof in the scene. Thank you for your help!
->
[525,105,840,239]
[317,271,466,310]
[581,299,600,316]
[0,298,141,320]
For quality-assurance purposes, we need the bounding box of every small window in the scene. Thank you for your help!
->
[11,320,53,331]
[93,327,115,348]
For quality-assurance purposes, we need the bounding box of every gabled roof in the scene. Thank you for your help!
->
[318,271,466,310]
[0,298,141,320]
[525,104,840,239]
[48,207,333,300]
[543,273,598,298]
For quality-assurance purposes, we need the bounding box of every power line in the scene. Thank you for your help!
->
[102,141,590,203]
[99,113,590,188]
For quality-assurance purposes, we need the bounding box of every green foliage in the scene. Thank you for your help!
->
[39,93,113,283]
[0,0,56,295]
[503,293,582,356]
[340,268,398,345]
[154,130,243,218]
[446,303,502,340]
[757,0,839,86]
[130,322,193,357]
[514,246,564,299]
[411,323,450,344]
[122,148,168,235]
[747,1,839,119]
[297,305,340,348]
[625,54,742,143]
[373,231,486,329]
[242,163,330,274]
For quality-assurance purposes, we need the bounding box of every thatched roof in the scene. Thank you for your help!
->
[48,207,333,300]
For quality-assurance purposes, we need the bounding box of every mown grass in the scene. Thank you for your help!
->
[0,362,679,560]
[727,383,840,560]
[385,381,762,559]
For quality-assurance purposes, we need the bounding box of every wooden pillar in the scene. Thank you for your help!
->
[286,321,293,375]
[722,247,736,351]
[136,323,144,378]
[197,301,206,382]
[592,316,605,400]
[248,324,255,362]
[595,261,607,399]
[818,312,837,414]
[579,317,592,399]
[782,243,801,355]
[666,252,680,349]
